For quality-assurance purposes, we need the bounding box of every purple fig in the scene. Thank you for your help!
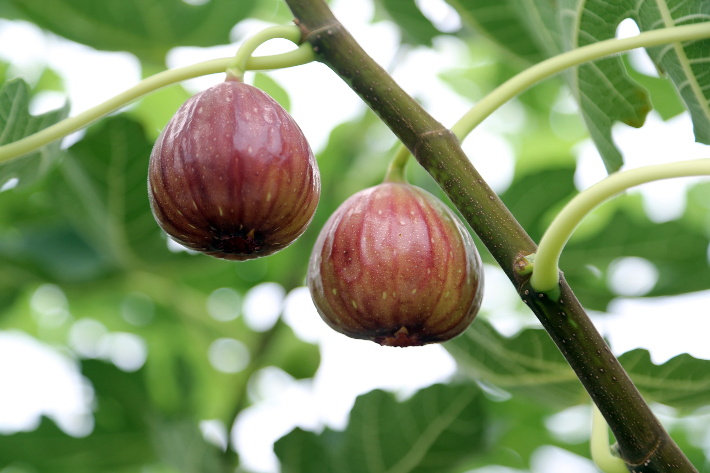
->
[148,78,320,261]
[308,182,484,346]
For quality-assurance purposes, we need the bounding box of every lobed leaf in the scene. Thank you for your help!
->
[447,0,562,63]
[51,115,173,268]
[275,383,488,473]
[0,78,69,188]
[4,0,256,64]
[376,0,441,47]
[448,0,710,172]
[447,318,710,411]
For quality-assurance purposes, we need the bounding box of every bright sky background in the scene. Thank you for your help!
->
[1,1,709,472]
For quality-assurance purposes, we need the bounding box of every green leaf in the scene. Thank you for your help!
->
[448,319,710,412]
[0,78,69,188]
[445,319,585,408]
[376,0,441,46]
[260,320,321,380]
[562,0,710,172]
[275,383,488,473]
[51,115,173,267]
[0,359,233,473]
[500,166,577,243]
[561,199,710,311]
[618,350,710,412]
[253,73,291,113]
[636,4,710,146]
[446,0,562,64]
[0,360,156,473]
[623,55,686,121]
[6,0,257,64]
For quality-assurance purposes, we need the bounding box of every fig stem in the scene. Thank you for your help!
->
[531,158,710,294]
[383,144,410,183]
[0,42,315,164]
[387,22,710,172]
[284,1,698,471]
[227,25,305,80]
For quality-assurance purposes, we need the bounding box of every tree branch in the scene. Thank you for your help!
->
[283,0,697,471]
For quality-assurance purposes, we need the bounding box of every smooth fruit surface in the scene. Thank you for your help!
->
[148,79,320,260]
[308,182,483,346]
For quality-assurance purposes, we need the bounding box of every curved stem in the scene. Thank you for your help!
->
[591,403,628,473]
[0,44,314,164]
[384,144,410,183]
[390,22,710,168]
[227,25,303,80]
[531,159,710,293]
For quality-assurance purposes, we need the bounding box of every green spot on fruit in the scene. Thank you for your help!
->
[352,300,357,309]
[218,206,223,216]
[412,289,417,295]
[332,289,337,295]
[382,292,387,300]
[267,192,271,202]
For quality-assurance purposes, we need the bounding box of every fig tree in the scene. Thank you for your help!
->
[148,78,320,261]
[308,182,483,346]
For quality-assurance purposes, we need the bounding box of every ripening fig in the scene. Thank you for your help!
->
[308,182,484,347]
[148,78,320,261]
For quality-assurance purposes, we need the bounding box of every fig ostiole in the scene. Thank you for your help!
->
[308,182,484,347]
[148,77,320,261]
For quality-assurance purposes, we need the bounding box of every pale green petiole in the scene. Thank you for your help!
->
[384,142,411,183]
[591,403,628,473]
[388,23,710,172]
[227,25,304,80]
[530,158,710,293]
[0,34,314,164]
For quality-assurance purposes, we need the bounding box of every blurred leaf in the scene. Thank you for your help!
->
[259,320,320,380]
[375,0,441,46]
[0,359,232,473]
[275,383,488,473]
[0,78,69,188]
[0,360,156,473]
[618,350,710,412]
[448,318,710,412]
[455,396,590,471]
[253,72,291,113]
[5,0,257,64]
[499,167,710,310]
[500,166,577,243]
[127,67,192,140]
[445,319,585,407]
[623,55,686,121]
[51,115,174,268]
[562,200,710,310]
[447,0,562,64]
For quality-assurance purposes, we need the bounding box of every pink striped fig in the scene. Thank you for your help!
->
[308,182,484,346]
[148,78,320,261]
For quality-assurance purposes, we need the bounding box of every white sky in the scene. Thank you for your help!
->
[1,2,710,472]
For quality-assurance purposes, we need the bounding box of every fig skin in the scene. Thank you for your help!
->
[148,78,320,261]
[308,182,484,347]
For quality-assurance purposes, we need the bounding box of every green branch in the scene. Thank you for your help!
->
[284,1,699,471]
[531,158,710,293]
[0,40,314,164]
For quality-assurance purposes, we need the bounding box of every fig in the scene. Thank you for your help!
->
[308,182,483,346]
[148,78,320,261]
